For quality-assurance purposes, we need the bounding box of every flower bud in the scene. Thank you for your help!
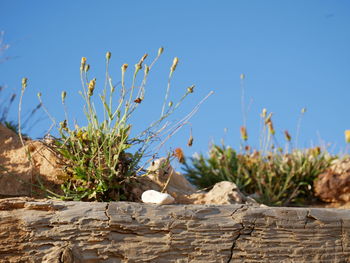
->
[265,113,273,124]
[121,63,128,72]
[22,78,28,89]
[174,148,185,163]
[61,91,67,103]
[187,135,194,147]
[240,73,245,80]
[88,78,96,96]
[268,121,275,135]
[140,53,148,63]
[284,130,291,142]
[158,47,164,56]
[240,126,248,141]
[187,85,195,93]
[106,51,111,60]
[345,130,350,143]
[170,57,179,72]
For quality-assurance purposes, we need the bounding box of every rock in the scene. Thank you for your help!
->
[145,159,258,205]
[1,198,350,262]
[314,157,350,203]
[188,181,259,205]
[0,124,63,198]
[147,158,197,195]
[141,190,175,204]
[145,158,197,203]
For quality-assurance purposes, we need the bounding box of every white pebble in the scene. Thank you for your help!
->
[141,190,175,205]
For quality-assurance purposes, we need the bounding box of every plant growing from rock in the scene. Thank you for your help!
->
[20,48,212,201]
[184,111,334,206]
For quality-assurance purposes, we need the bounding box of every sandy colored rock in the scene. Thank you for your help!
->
[188,181,259,205]
[315,157,350,203]
[147,157,197,195]
[0,124,63,197]
[0,198,350,262]
[145,159,258,205]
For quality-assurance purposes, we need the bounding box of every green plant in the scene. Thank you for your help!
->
[28,48,211,201]
[183,145,253,191]
[184,144,333,206]
[184,104,335,206]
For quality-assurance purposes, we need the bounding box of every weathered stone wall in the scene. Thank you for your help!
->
[0,198,349,262]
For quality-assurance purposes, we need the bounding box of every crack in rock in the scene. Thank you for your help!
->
[105,202,111,223]
[227,207,257,263]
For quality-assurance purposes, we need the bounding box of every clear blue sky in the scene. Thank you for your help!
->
[1,1,350,159]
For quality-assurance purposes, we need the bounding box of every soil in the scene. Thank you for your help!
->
[0,124,63,198]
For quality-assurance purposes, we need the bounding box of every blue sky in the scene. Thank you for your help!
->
[1,1,350,159]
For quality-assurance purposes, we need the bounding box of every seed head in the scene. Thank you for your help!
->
[301,108,307,114]
[345,130,350,143]
[135,54,148,71]
[135,63,142,71]
[84,64,90,72]
[88,78,96,96]
[284,130,291,142]
[140,53,148,63]
[37,92,42,98]
[134,97,142,104]
[158,47,164,56]
[80,57,87,70]
[311,146,321,156]
[264,112,273,124]
[174,148,185,163]
[261,108,267,118]
[121,63,128,72]
[60,120,67,130]
[267,121,275,135]
[240,73,245,80]
[240,126,248,141]
[187,85,195,93]
[106,51,111,60]
[187,135,194,147]
[61,91,67,103]
[21,78,28,90]
[170,57,179,73]
[168,101,173,107]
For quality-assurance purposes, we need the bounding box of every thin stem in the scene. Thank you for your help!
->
[161,72,173,117]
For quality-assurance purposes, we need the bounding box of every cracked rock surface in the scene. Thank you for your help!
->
[1,198,350,262]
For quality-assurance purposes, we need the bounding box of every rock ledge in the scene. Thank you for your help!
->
[1,198,350,262]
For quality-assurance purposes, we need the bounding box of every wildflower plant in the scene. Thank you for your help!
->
[184,104,334,206]
[185,145,333,206]
[35,48,210,201]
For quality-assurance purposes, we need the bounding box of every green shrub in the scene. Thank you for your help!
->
[184,145,333,206]
[184,107,335,206]
[21,48,211,201]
